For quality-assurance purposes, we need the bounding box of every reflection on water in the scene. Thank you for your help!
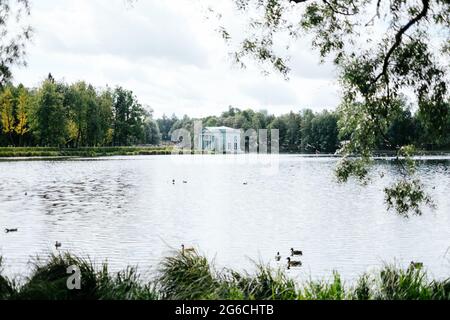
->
[0,155,449,281]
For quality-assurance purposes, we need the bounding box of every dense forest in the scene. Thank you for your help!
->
[0,74,161,148]
[1,75,449,153]
[158,105,450,154]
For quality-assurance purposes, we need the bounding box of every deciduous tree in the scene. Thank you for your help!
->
[0,87,15,145]
[14,87,29,145]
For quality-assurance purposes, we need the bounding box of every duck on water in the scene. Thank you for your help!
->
[287,257,302,269]
[181,244,196,255]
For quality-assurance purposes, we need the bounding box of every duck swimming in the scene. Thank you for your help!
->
[291,248,303,256]
[287,257,302,269]
[181,244,195,255]
[275,252,281,262]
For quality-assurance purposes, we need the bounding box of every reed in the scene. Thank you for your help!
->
[0,252,448,300]
[0,257,15,300]
[157,252,219,300]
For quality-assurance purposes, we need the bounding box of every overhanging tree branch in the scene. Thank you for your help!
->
[373,0,430,85]
[322,0,358,16]
[365,0,383,26]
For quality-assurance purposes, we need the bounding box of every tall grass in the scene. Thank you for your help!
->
[0,257,15,300]
[157,252,219,300]
[4,253,157,300]
[0,252,448,300]
[218,265,298,300]
[15,254,99,300]
[301,272,346,300]
[374,265,450,300]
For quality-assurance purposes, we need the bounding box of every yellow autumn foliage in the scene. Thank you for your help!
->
[0,88,15,134]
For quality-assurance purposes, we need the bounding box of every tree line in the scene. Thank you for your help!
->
[0,74,161,147]
[1,76,449,153]
[158,104,450,154]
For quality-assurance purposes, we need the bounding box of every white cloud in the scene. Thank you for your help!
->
[11,0,341,118]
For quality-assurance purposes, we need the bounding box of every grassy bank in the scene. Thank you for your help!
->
[0,252,449,300]
[1,147,448,159]
[0,146,174,158]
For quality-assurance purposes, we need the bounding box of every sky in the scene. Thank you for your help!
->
[11,0,341,118]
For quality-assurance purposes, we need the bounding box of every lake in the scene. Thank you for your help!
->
[0,154,449,282]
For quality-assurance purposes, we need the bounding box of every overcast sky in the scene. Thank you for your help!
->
[12,0,341,118]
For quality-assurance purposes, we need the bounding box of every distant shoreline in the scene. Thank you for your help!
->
[0,146,173,159]
[0,147,449,160]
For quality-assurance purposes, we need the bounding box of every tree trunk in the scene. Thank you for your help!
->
[8,132,15,147]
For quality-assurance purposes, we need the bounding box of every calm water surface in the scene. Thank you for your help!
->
[0,155,449,281]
